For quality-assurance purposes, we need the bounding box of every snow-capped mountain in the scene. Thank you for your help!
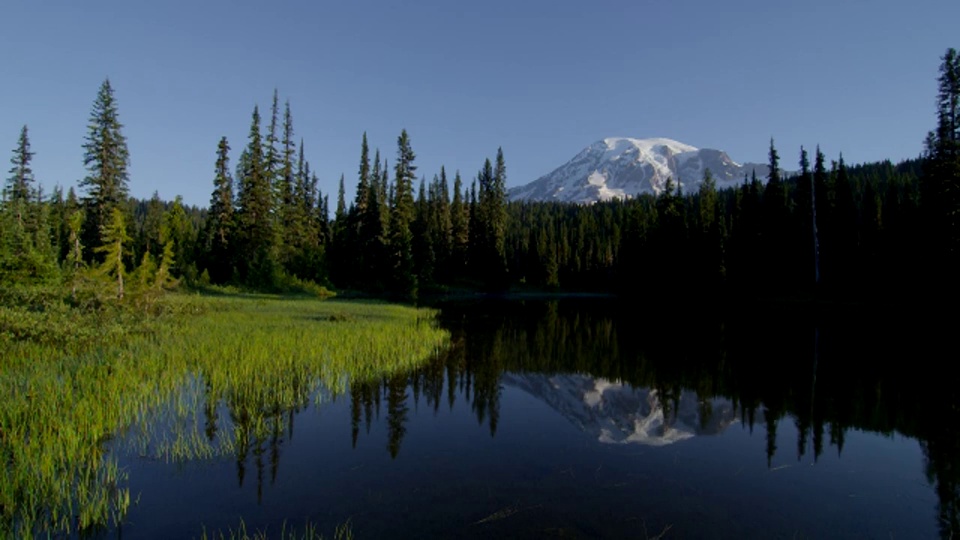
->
[508,137,769,203]
[502,372,737,446]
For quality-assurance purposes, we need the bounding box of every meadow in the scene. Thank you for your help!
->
[0,285,448,537]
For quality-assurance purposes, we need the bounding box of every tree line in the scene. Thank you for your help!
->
[3,48,958,301]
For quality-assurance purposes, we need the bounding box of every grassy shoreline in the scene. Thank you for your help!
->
[0,288,449,537]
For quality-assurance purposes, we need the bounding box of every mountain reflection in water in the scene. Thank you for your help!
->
[501,374,737,445]
[118,298,960,539]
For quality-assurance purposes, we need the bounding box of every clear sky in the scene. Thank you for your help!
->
[2,0,958,208]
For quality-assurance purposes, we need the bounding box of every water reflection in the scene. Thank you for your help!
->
[128,298,960,538]
[501,375,737,445]
[429,298,959,537]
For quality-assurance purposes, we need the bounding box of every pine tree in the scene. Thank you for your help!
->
[265,89,282,212]
[330,174,350,286]
[319,189,331,245]
[484,148,509,287]
[922,48,960,279]
[389,129,417,298]
[60,188,81,262]
[813,146,827,285]
[353,134,372,285]
[356,133,371,217]
[0,128,55,281]
[95,207,131,299]
[2,126,36,272]
[48,185,66,262]
[794,146,815,287]
[380,157,391,233]
[162,196,193,279]
[66,208,85,297]
[431,167,453,281]
[5,125,35,229]
[468,180,479,274]
[450,171,469,278]
[288,138,316,280]
[411,178,431,285]
[235,105,276,286]
[764,137,784,209]
[336,175,347,222]
[762,138,788,288]
[279,100,298,270]
[204,136,235,282]
[154,234,177,291]
[139,192,164,259]
[832,154,858,288]
[362,150,388,291]
[80,79,130,259]
[697,169,724,287]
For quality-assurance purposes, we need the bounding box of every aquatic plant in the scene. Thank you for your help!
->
[0,286,447,536]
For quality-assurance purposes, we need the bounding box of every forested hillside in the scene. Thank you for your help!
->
[3,49,958,302]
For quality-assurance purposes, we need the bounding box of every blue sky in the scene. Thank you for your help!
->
[2,0,958,208]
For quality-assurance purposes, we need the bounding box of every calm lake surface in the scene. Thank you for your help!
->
[109,299,957,538]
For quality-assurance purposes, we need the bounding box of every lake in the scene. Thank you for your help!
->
[110,298,957,538]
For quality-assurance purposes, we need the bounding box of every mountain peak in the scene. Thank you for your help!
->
[597,137,699,156]
[509,137,766,203]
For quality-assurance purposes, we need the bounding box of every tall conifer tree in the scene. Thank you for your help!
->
[235,105,276,286]
[5,125,35,228]
[923,48,960,277]
[80,78,130,257]
[204,136,235,282]
[389,130,417,298]
[450,171,469,276]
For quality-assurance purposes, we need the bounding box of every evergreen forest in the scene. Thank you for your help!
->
[3,49,960,305]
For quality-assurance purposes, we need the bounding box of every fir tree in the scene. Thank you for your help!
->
[279,100,298,270]
[5,125,35,229]
[450,171,469,276]
[95,207,131,299]
[336,175,347,223]
[162,196,194,279]
[2,126,40,276]
[204,136,235,282]
[412,178,431,284]
[431,167,453,281]
[66,209,85,297]
[80,79,130,258]
[362,150,388,291]
[923,48,960,278]
[764,137,784,209]
[356,133,371,217]
[353,134,372,284]
[813,146,827,285]
[762,138,788,287]
[235,105,276,286]
[264,89,282,211]
[139,192,164,259]
[469,150,509,288]
[288,138,316,280]
[697,169,724,286]
[389,129,417,298]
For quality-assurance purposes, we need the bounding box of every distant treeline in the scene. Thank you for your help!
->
[2,49,958,301]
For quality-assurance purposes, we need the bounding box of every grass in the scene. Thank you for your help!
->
[0,284,448,537]
[197,519,353,540]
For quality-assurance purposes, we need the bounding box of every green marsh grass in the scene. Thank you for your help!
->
[0,287,448,537]
[197,518,353,540]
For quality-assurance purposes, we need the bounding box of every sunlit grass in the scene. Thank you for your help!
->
[0,286,448,536]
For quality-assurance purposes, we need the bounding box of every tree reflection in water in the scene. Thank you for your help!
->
[211,298,959,538]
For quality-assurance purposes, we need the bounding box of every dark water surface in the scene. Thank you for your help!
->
[111,299,958,538]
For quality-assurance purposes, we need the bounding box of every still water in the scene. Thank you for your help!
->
[113,299,956,538]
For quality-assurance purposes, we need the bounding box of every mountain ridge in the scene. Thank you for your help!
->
[508,137,770,203]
